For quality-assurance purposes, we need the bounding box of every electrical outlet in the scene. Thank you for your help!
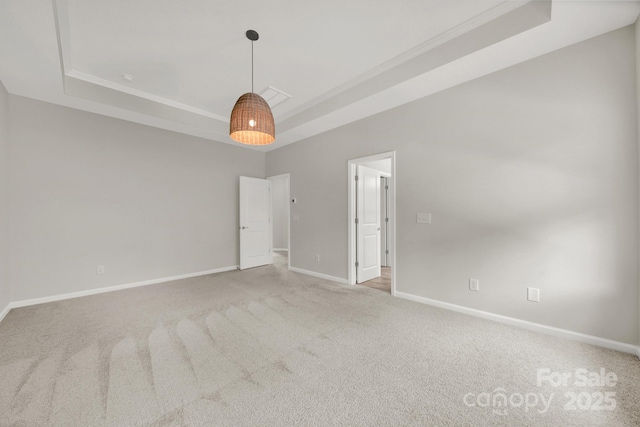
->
[527,287,540,302]
[417,213,431,224]
[97,265,105,275]
[315,254,320,263]
[469,278,479,291]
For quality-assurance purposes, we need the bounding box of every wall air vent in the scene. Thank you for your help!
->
[258,86,292,108]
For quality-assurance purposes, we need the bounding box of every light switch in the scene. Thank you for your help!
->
[417,213,431,224]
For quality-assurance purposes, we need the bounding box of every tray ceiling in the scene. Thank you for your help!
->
[0,1,639,151]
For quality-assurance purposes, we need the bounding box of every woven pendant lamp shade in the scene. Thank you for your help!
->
[229,93,275,145]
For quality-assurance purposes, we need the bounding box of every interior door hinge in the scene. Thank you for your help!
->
[355,218,359,224]
[355,262,359,268]
[385,217,389,222]
[385,185,389,190]
[355,175,359,181]
[385,250,389,255]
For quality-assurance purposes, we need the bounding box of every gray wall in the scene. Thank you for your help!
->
[9,97,265,301]
[269,174,289,250]
[0,82,9,311]
[267,26,639,344]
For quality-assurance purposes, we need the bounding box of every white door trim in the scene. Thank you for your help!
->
[348,151,396,296]
[267,173,291,268]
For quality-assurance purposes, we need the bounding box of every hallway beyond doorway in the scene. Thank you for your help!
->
[358,267,391,294]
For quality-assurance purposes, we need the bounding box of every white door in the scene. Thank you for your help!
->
[357,165,381,283]
[239,176,273,270]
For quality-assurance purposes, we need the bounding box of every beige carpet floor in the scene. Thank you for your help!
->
[1,253,639,426]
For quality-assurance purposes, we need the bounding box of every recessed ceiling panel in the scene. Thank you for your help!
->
[65,0,504,118]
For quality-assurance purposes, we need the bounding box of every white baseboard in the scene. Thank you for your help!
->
[0,302,11,324]
[9,266,238,310]
[395,291,640,357]
[288,266,349,285]
[273,248,288,252]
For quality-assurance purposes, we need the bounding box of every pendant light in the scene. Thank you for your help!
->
[229,30,275,145]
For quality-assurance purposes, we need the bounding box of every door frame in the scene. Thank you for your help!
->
[380,175,391,267]
[267,173,291,268]
[348,151,396,295]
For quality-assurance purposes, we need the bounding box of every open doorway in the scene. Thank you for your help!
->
[348,152,396,295]
[268,173,290,269]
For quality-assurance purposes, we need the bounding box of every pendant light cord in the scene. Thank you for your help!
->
[251,40,254,93]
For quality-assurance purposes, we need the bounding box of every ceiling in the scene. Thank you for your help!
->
[0,1,639,151]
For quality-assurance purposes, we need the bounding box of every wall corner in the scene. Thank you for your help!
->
[635,17,640,347]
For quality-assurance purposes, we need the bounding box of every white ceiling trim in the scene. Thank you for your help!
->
[271,1,640,151]
[66,70,228,122]
[53,0,229,123]
[275,0,534,124]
